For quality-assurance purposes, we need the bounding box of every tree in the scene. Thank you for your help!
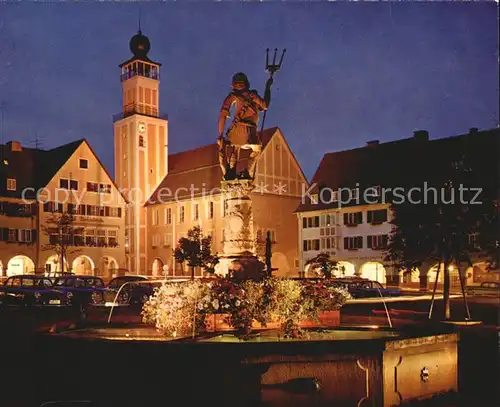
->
[305,252,341,279]
[174,226,219,280]
[265,231,273,277]
[42,209,84,273]
[385,134,498,320]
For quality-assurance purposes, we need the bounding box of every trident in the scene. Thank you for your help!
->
[259,47,286,136]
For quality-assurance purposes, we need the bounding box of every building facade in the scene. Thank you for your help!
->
[145,127,308,277]
[0,139,127,278]
[296,128,500,288]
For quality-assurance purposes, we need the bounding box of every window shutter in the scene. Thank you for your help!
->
[367,211,372,223]
[356,212,363,224]
[344,237,348,249]
[367,235,372,248]
[303,240,308,251]
[15,229,19,242]
[357,236,363,248]
[118,208,122,218]
[32,229,37,243]
[343,213,348,225]
[302,218,307,229]
[314,216,319,227]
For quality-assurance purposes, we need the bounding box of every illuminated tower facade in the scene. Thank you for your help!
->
[113,30,168,273]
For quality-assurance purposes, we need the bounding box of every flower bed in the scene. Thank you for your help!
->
[142,277,350,339]
[204,310,340,332]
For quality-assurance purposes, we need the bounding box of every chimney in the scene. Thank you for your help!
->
[413,130,429,141]
[7,141,22,152]
[469,127,479,136]
[366,140,379,147]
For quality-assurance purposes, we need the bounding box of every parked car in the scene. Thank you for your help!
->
[331,278,402,299]
[91,275,154,308]
[466,281,500,297]
[45,271,75,281]
[52,275,108,312]
[0,275,70,308]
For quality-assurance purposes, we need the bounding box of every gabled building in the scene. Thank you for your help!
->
[145,127,309,277]
[295,127,500,288]
[111,30,308,276]
[0,139,127,278]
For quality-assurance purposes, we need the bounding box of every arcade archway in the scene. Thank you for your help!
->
[152,258,164,276]
[337,261,356,278]
[271,252,290,277]
[359,262,387,284]
[399,268,420,285]
[45,255,69,273]
[72,256,95,275]
[427,264,462,290]
[98,256,119,278]
[7,255,35,276]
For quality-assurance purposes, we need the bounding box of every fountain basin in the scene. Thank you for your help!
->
[205,310,340,332]
[34,326,458,407]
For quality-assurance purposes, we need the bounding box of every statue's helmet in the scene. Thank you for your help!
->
[232,72,249,89]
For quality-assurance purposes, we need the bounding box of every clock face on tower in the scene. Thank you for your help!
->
[138,122,146,133]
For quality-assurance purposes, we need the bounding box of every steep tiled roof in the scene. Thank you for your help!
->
[146,127,279,205]
[0,139,84,199]
[296,128,500,212]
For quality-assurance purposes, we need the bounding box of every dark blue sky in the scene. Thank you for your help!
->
[0,1,498,181]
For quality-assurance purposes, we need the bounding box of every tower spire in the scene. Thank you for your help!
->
[138,8,142,34]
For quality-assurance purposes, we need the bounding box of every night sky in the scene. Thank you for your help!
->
[0,1,498,181]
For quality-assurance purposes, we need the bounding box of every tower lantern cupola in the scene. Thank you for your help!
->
[119,30,161,118]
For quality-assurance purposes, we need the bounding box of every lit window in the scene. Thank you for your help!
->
[193,204,199,221]
[208,201,214,219]
[99,184,111,194]
[6,178,16,191]
[367,209,387,224]
[165,207,172,225]
[344,212,363,226]
[20,229,32,243]
[59,179,69,189]
[179,206,185,223]
[367,235,388,250]
[344,236,363,250]
[79,159,88,169]
[164,233,172,247]
[8,229,17,242]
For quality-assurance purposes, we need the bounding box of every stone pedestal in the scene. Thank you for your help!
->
[216,179,264,280]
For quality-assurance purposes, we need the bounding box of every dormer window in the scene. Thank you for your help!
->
[6,178,16,191]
